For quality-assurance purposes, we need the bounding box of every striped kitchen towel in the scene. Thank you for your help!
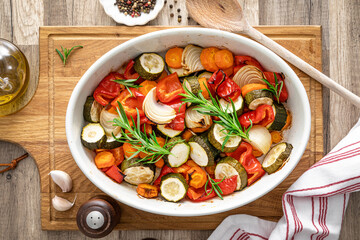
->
[208,118,360,240]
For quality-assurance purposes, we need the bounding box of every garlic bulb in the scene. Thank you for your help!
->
[52,195,77,211]
[49,170,73,192]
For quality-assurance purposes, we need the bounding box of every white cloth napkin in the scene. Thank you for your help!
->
[209,118,360,240]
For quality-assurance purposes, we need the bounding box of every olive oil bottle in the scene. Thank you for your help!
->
[0,38,29,115]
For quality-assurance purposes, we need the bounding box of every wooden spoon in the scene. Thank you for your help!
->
[186,0,360,108]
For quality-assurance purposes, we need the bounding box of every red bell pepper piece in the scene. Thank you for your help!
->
[234,56,265,72]
[208,70,241,102]
[111,88,145,118]
[156,73,185,103]
[263,72,288,102]
[164,98,186,131]
[226,142,265,186]
[187,175,238,202]
[239,104,275,128]
[93,72,124,106]
[153,165,174,186]
[105,165,124,183]
[124,60,144,84]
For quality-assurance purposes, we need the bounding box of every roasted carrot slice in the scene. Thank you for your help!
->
[136,183,159,198]
[214,49,234,69]
[205,165,216,175]
[95,151,115,169]
[139,80,157,96]
[198,77,210,99]
[123,141,140,159]
[187,166,207,189]
[154,158,165,168]
[282,111,292,130]
[271,131,283,144]
[182,129,195,142]
[241,83,268,97]
[200,47,220,72]
[165,47,183,69]
[186,160,199,168]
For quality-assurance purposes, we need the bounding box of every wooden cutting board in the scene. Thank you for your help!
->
[0,26,323,230]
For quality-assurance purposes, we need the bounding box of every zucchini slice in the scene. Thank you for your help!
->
[83,96,102,123]
[164,137,190,167]
[245,125,272,155]
[219,95,244,116]
[134,53,165,80]
[267,103,288,131]
[156,124,183,138]
[188,134,220,167]
[81,123,106,150]
[120,159,155,185]
[183,76,201,95]
[182,45,205,75]
[215,157,248,191]
[245,89,273,110]
[198,71,213,80]
[208,123,242,152]
[160,173,188,202]
[262,142,293,174]
[101,133,122,149]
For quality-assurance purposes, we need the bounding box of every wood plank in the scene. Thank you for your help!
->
[329,1,360,239]
[27,26,323,230]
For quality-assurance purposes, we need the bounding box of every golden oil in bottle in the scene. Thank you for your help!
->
[0,38,29,115]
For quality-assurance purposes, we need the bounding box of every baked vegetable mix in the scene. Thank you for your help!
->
[80,45,293,203]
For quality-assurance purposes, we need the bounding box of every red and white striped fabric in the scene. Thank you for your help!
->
[209,119,360,240]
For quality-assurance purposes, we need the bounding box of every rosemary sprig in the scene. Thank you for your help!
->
[204,175,226,200]
[112,77,141,97]
[112,102,183,164]
[55,45,83,66]
[262,73,283,103]
[179,82,251,150]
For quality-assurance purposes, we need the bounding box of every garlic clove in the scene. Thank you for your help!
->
[52,195,77,212]
[49,170,73,192]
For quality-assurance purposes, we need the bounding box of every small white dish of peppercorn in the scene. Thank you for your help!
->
[99,0,164,26]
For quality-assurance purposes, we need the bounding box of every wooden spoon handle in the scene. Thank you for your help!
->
[245,26,360,108]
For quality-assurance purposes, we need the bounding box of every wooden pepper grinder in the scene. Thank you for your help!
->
[76,195,121,238]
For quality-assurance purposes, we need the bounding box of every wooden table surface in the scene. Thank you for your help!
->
[0,0,359,239]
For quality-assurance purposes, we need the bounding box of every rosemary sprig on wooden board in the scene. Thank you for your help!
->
[180,82,251,149]
[112,102,182,164]
[262,73,284,103]
[55,45,83,66]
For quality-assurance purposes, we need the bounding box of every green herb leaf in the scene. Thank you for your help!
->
[261,73,283,103]
[180,82,250,143]
[204,175,226,200]
[112,102,184,165]
[55,45,83,66]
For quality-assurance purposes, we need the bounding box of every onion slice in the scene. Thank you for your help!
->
[143,87,176,124]
[185,106,212,129]
[245,125,272,155]
[232,65,265,88]
[100,108,121,136]
[182,45,205,75]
